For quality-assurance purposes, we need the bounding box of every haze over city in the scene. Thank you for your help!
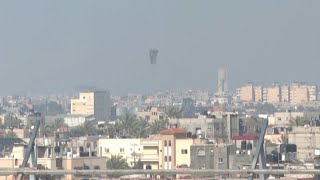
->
[1,0,320,95]
[2,1,320,179]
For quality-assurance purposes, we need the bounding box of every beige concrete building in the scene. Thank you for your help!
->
[239,83,254,102]
[136,106,166,121]
[71,91,111,121]
[307,85,318,101]
[0,144,106,180]
[254,86,263,103]
[281,84,290,103]
[98,129,198,170]
[159,128,196,170]
[288,127,320,162]
[290,83,309,105]
[98,138,142,168]
[273,111,304,127]
[266,84,281,104]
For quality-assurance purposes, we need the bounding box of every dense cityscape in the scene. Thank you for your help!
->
[1,1,320,180]
[0,69,320,179]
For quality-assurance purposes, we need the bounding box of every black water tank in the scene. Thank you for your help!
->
[187,132,192,138]
[247,142,253,150]
[241,141,247,150]
[286,144,297,153]
[280,144,286,153]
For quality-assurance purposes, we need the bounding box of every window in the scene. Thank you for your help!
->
[120,148,125,153]
[105,148,109,153]
[168,140,171,147]
[165,156,167,162]
[164,140,167,146]
[181,149,188,154]
[169,156,172,162]
[197,149,205,156]
[218,158,223,163]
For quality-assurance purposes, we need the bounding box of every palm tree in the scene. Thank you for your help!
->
[52,118,67,131]
[107,122,122,138]
[132,118,150,138]
[164,106,182,119]
[80,120,96,136]
[107,154,129,169]
[119,113,139,136]
[289,116,308,126]
[42,118,68,137]
[149,118,168,134]
[43,124,54,137]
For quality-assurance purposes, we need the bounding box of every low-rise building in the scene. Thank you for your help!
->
[136,106,166,122]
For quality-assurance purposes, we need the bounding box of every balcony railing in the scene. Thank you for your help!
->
[140,140,159,146]
[140,154,159,161]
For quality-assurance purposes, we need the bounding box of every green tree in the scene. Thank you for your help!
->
[132,118,150,138]
[52,118,67,131]
[42,118,68,137]
[69,120,96,137]
[119,113,139,136]
[164,106,182,119]
[107,122,122,138]
[289,116,308,126]
[107,154,129,169]
[149,118,168,134]
[132,159,143,169]
[80,120,96,136]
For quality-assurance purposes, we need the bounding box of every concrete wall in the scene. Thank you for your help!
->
[175,139,193,167]
[98,138,141,167]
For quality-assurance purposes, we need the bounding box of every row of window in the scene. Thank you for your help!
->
[104,147,141,153]
[164,140,171,146]
[164,156,172,162]
[104,147,188,155]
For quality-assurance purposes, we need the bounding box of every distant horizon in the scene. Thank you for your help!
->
[1,1,320,96]
[1,79,319,97]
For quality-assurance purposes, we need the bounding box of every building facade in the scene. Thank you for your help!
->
[71,91,111,121]
[239,83,254,102]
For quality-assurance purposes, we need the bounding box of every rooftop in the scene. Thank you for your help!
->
[160,128,187,135]
[232,135,257,141]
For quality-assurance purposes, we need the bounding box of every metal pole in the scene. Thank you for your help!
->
[1,169,320,176]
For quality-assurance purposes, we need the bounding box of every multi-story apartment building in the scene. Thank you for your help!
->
[98,128,198,170]
[290,83,309,105]
[98,138,142,167]
[239,83,254,102]
[273,111,304,127]
[281,84,290,103]
[288,127,320,161]
[266,83,281,104]
[254,86,263,103]
[0,143,106,180]
[308,85,318,101]
[136,106,166,122]
[159,128,195,169]
[71,91,111,121]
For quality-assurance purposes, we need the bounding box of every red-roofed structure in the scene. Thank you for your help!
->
[232,135,257,140]
[160,128,187,135]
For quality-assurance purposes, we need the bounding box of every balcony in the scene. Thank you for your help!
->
[140,140,159,146]
[140,154,159,162]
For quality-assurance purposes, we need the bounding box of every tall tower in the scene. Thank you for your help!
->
[217,68,228,95]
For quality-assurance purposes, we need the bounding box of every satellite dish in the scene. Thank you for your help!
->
[149,49,158,64]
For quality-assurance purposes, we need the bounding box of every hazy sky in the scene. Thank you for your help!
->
[0,1,320,95]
